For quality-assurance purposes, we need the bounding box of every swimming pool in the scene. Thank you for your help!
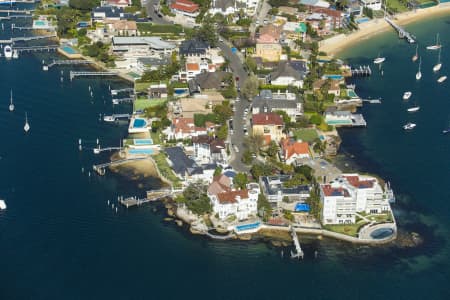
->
[323,75,343,80]
[134,139,153,145]
[326,120,352,125]
[235,222,260,232]
[356,18,369,24]
[347,89,358,98]
[174,88,189,95]
[34,20,46,26]
[129,148,154,155]
[61,46,78,54]
[133,118,147,128]
[370,228,394,239]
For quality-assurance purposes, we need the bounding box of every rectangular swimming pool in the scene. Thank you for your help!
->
[61,46,78,54]
[134,139,153,145]
[129,148,154,155]
[133,118,147,128]
[235,222,260,232]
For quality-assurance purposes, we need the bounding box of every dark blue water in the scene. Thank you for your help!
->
[1,12,450,300]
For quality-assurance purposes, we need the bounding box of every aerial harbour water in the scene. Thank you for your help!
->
[0,8,450,300]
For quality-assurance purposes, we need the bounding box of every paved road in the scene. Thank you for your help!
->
[143,0,171,25]
[249,0,271,37]
[217,40,251,172]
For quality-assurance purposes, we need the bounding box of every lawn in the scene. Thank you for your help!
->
[134,98,167,111]
[386,0,408,13]
[367,213,393,224]
[135,82,150,93]
[293,128,319,143]
[324,222,367,237]
[153,152,181,188]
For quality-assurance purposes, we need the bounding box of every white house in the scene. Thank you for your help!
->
[360,0,382,11]
[111,37,176,57]
[192,135,227,164]
[211,186,259,221]
[320,174,392,225]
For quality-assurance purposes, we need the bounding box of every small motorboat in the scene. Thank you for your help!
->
[0,199,6,210]
[24,112,30,132]
[407,106,420,112]
[403,122,416,130]
[373,57,386,64]
[437,76,447,83]
[416,57,422,80]
[427,33,441,50]
[403,91,412,100]
[443,128,450,134]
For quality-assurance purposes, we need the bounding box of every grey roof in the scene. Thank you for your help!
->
[270,61,306,81]
[165,147,198,175]
[211,0,246,11]
[252,90,299,111]
[261,175,311,196]
[179,39,209,56]
[92,6,132,19]
[189,71,231,90]
[112,37,176,50]
[137,57,170,66]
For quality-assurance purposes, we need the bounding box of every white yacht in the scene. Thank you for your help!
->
[4,45,12,58]
[433,48,442,72]
[427,33,441,50]
[12,49,18,59]
[8,89,14,112]
[403,91,412,100]
[437,76,447,83]
[103,115,115,122]
[0,199,6,210]
[407,106,420,112]
[24,112,30,132]
[416,57,422,80]
[373,56,386,64]
[403,122,416,130]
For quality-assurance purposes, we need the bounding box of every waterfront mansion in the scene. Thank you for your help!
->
[320,174,393,225]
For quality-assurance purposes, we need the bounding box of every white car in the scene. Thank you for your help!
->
[233,145,239,153]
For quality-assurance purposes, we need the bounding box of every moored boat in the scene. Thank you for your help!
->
[416,57,422,80]
[443,128,450,134]
[403,122,416,130]
[437,76,447,83]
[433,48,442,72]
[427,33,442,50]
[373,57,385,64]
[4,45,12,58]
[0,199,6,210]
[24,112,30,132]
[407,106,420,112]
[412,44,418,62]
[403,91,412,100]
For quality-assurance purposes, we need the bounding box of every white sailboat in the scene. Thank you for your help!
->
[24,112,30,132]
[427,33,441,50]
[437,76,447,83]
[403,122,416,130]
[403,91,412,100]
[412,44,418,62]
[12,49,18,59]
[416,57,422,80]
[407,106,420,112]
[373,53,386,64]
[433,48,442,72]
[8,89,14,111]
[0,199,6,210]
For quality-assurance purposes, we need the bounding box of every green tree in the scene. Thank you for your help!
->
[245,56,257,73]
[216,124,228,140]
[182,182,212,215]
[266,141,279,158]
[257,193,272,221]
[309,114,323,126]
[213,166,222,177]
[195,15,218,47]
[233,173,248,190]
[241,150,253,165]
[69,0,99,10]
[244,134,264,153]
[241,75,259,100]
[250,163,273,179]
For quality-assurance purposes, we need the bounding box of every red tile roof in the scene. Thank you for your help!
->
[281,138,309,159]
[217,190,249,204]
[322,185,350,197]
[186,63,200,71]
[252,112,283,126]
[343,175,375,189]
[171,0,199,13]
[173,117,205,134]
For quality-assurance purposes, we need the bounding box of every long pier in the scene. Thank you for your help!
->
[14,45,58,53]
[45,59,92,69]
[385,17,416,43]
[0,15,32,20]
[290,225,304,259]
[119,189,173,207]
[93,146,122,154]
[70,71,119,81]
[93,157,148,175]
[0,34,57,44]
[0,9,34,14]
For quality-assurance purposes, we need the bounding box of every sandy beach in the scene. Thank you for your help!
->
[320,4,450,56]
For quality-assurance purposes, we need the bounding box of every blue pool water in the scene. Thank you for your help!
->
[347,90,358,98]
[132,118,146,128]
[129,148,154,155]
[174,88,189,95]
[134,139,153,145]
[326,120,352,125]
[235,222,260,231]
[34,20,46,26]
[356,18,370,24]
[294,203,310,212]
[370,228,394,239]
[323,74,344,80]
[61,46,78,54]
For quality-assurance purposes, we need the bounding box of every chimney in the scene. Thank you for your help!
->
[266,114,268,121]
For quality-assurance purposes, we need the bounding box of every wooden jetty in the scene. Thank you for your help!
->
[385,17,416,43]
[14,45,58,53]
[351,65,372,77]
[111,88,134,95]
[119,189,173,207]
[112,97,134,105]
[362,98,382,104]
[0,34,57,44]
[92,157,148,175]
[44,59,92,70]
[70,71,119,81]
[103,113,131,122]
